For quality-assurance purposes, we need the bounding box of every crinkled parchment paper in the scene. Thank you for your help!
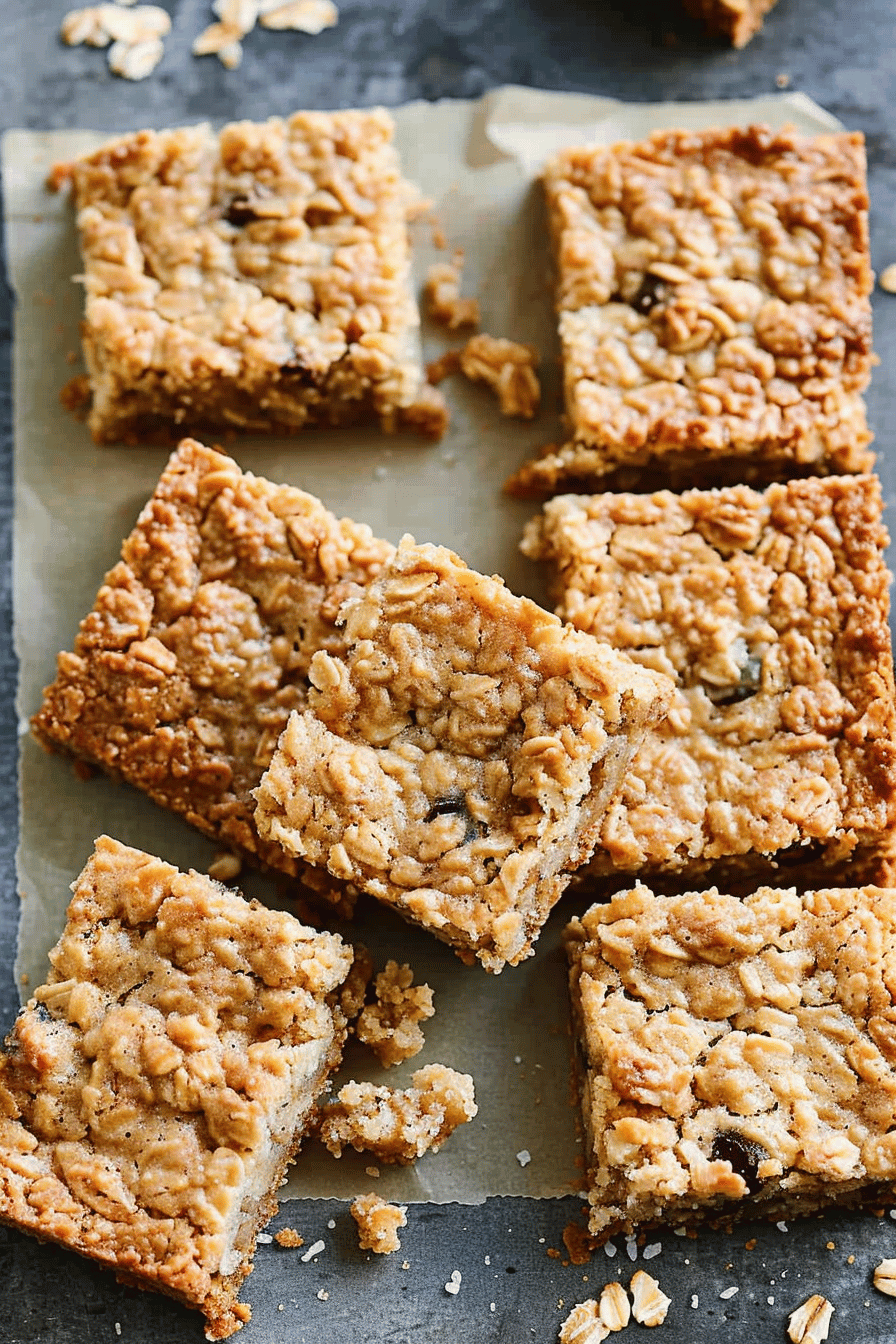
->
[3,86,839,1204]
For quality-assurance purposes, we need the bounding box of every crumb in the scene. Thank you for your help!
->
[458,333,540,418]
[776,72,791,87]
[424,254,480,330]
[355,960,435,1067]
[317,1065,477,1164]
[444,1269,462,1295]
[426,350,462,384]
[340,944,375,1023]
[365,1165,380,1178]
[274,1228,304,1248]
[351,1193,407,1255]
[516,1149,532,1168]
[562,1222,596,1266]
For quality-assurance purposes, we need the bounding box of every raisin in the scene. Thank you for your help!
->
[630,272,667,316]
[425,793,480,846]
[711,1130,768,1195]
[705,654,763,706]
[225,196,261,226]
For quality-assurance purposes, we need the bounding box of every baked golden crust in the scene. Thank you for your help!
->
[254,537,673,970]
[64,111,438,444]
[681,0,780,47]
[0,836,352,1338]
[566,882,896,1240]
[522,475,896,885]
[507,125,873,495]
[31,438,393,904]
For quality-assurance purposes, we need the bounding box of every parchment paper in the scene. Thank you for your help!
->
[4,87,840,1205]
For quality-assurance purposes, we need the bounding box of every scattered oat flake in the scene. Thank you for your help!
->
[256,1232,273,1244]
[317,1289,329,1301]
[300,1239,325,1262]
[768,1296,775,1306]
[559,1299,610,1344]
[642,1243,662,1260]
[259,0,338,31]
[624,1237,637,1262]
[490,1303,496,1313]
[101,3,170,39]
[787,1294,834,1343]
[516,1149,531,1167]
[114,1328,121,1339]
[213,0,259,30]
[691,1295,698,1308]
[630,1271,671,1327]
[327,1219,336,1229]
[217,39,243,67]
[598,1281,630,1332]
[719,1286,738,1300]
[603,1242,617,1258]
[61,8,112,46]
[445,1270,462,1295]
[777,1221,789,1232]
[107,35,164,77]
[874,1259,896,1296]
[879,264,896,294]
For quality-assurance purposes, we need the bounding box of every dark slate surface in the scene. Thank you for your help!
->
[3,2,896,1341]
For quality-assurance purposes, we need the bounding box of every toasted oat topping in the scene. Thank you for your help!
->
[316,1064,477,1164]
[350,1192,407,1254]
[31,439,394,907]
[874,1260,896,1297]
[355,961,435,1067]
[507,126,873,494]
[523,475,896,884]
[0,836,351,1339]
[254,537,672,970]
[58,111,429,443]
[567,883,896,1241]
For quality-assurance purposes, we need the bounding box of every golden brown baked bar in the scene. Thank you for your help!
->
[254,537,674,971]
[31,439,393,905]
[61,110,443,444]
[566,883,896,1239]
[0,836,352,1339]
[522,475,896,889]
[506,126,873,495]
[681,0,780,46]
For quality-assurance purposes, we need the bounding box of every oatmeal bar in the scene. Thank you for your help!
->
[0,836,352,1338]
[681,0,780,46]
[317,1064,477,1163]
[60,109,442,443]
[506,126,873,495]
[31,438,393,904]
[566,882,896,1239]
[522,475,896,888]
[254,538,673,971]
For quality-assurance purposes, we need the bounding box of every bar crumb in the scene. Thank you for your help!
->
[351,1193,407,1254]
[355,960,435,1067]
[424,254,480,330]
[274,1228,304,1248]
[316,1064,477,1164]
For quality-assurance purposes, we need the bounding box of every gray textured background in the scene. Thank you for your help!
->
[3,2,896,1340]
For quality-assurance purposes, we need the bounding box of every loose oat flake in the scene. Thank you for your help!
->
[598,1282,630,1332]
[259,0,338,31]
[787,1294,834,1343]
[874,1259,896,1297]
[559,1299,610,1344]
[630,1271,671,1327]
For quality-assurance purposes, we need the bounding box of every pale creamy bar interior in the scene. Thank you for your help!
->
[254,537,673,972]
[566,883,896,1241]
[523,475,896,890]
[55,110,445,444]
[507,125,874,495]
[0,837,352,1339]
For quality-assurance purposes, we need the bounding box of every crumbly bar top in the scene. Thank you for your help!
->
[254,537,672,970]
[680,0,780,47]
[566,883,896,1238]
[65,110,432,443]
[317,1064,477,1164]
[0,836,351,1338]
[522,475,896,880]
[507,125,873,494]
[31,438,393,903]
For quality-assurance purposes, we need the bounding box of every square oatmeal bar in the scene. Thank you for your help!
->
[59,110,443,443]
[0,836,352,1338]
[680,0,780,47]
[507,126,873,495]
[254,538,673,971]
[31,438,394,906]
[566,883,896,1239]
[522,475,896,888]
